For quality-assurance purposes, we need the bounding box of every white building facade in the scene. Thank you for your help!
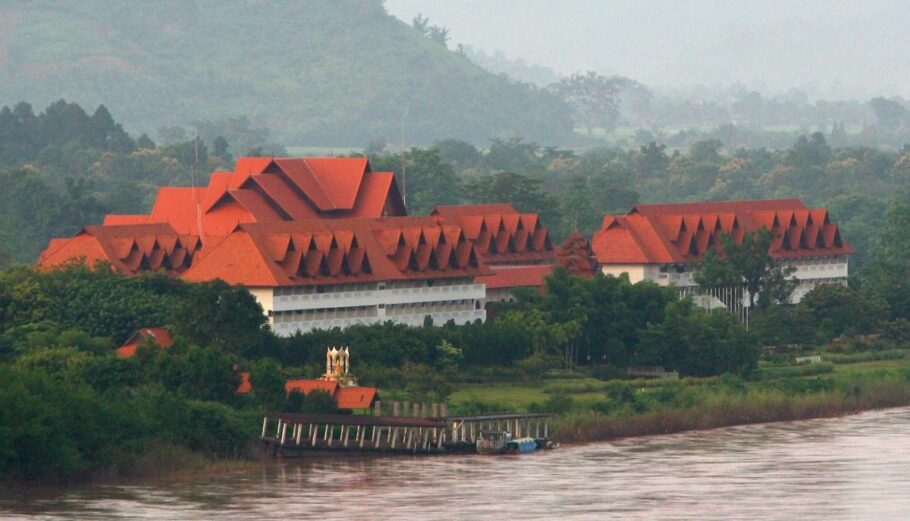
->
[252,279,486,335]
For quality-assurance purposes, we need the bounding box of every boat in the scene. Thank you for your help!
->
[477,431,548,455]
[476,429,510,455]
[505,437,539,454]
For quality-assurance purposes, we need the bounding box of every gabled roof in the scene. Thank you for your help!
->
[475,265,553,290]
[430,203,554,265]
[115,327,174,358]
[592,198,853,264]
[84,157,409,238]
[182,216,491,287]
[37,224,202,276]
[431,204,519,220]
[334,386,379,409]
[631,198,806,216]
[280,381,378,409]
[555,231,598,276]
[285,379,338,395]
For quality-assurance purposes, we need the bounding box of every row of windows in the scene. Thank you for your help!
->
[273,306,379,323]
[273,278,476,297]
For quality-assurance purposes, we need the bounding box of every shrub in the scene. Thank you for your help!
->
[529,392,575,414]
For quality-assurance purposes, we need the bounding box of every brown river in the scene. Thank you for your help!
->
[3,406,909,520]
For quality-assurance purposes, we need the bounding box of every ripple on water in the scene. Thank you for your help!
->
[2,407,909,520]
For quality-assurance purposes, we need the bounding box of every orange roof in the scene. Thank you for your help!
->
[476,265,553,290]
[555,231,598,276]
[236,371,252,394]
[149,187,204,235]
[632,198,806,216]
[334,386,379,409]
[430,204,554,265]
[37,224,202,276]
[183,217,491,287]
[431,204,519,219]
[94,157,407,243]
[592,199,853,264]
[281,381,378,409]
[104,214,150,225]
[115,327,173,358]
[284,379,339,395]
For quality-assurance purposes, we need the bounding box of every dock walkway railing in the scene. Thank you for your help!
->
[261,412,551,455]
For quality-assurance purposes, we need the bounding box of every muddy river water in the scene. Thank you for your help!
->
[3,406,909,520]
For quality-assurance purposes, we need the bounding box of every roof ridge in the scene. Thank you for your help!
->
[300,157,335,210]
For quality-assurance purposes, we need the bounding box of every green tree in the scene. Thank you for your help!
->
[868,97,908,130]
[549,71,622,135]
[636,300,759,377]
[798,284,881,341]
[151,345,240,402]
[694,229,797,308]
[249,358,286,410]
[172,280,270,357]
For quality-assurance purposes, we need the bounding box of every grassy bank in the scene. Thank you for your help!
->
[450,358,910,443]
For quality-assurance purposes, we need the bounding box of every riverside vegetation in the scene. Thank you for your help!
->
[6,105,910,484]
[4,238,910,484]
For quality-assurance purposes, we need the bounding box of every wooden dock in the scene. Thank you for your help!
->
[261,412,551,456]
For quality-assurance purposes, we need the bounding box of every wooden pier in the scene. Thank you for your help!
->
[261,412,551,456]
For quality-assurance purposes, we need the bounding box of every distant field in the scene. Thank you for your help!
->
[449,353,910,413]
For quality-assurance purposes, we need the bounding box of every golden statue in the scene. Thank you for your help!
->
[322,346,356,386]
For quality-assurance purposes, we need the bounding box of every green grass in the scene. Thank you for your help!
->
[449,383,548,411]
[447,359,910,442]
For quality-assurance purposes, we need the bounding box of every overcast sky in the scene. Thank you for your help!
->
[385,0,910,100]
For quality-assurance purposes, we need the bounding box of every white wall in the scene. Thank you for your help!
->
[600,264,654,283]
[598,255,850,305]
[259,279,487,336]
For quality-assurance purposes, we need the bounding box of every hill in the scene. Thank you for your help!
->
[0,0,572,146]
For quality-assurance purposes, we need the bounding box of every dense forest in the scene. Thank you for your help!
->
[5,199,910,480]
[3,99,910,272]
[0,0,571,145]
[5,98,910,482]
[5,1,910,150]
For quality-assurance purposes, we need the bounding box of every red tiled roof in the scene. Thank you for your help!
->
[632,198,805,216]
[431,204,519,219]
[285,379,339,395]
[84,157,408,241]
[149,187,204,235]
[476,265,553,290]
[183,217,491,287]
[556,231,598,276]
[115,327,174,358]
[104,214,150,225]
[592,199,853,264]
[36,159,556,290]
[37,224,202,276]
[236,371,252,394]
[430,204,554,265]
[281,381,378,409]
[334,386,379,409]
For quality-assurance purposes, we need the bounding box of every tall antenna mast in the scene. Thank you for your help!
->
[400,110,407,209]
[192,134,204,242]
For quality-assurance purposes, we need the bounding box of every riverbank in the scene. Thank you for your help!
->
[451,358,910,443]
[7,359,910,488]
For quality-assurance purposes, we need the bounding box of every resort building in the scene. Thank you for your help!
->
[37,157,556,335]
[431,204,556,305]
[181,217,490,334]
[591,199,853,304]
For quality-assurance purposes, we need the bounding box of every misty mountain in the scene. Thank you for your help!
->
[0,0,572,146]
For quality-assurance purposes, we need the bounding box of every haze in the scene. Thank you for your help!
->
[386,0,910,99]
